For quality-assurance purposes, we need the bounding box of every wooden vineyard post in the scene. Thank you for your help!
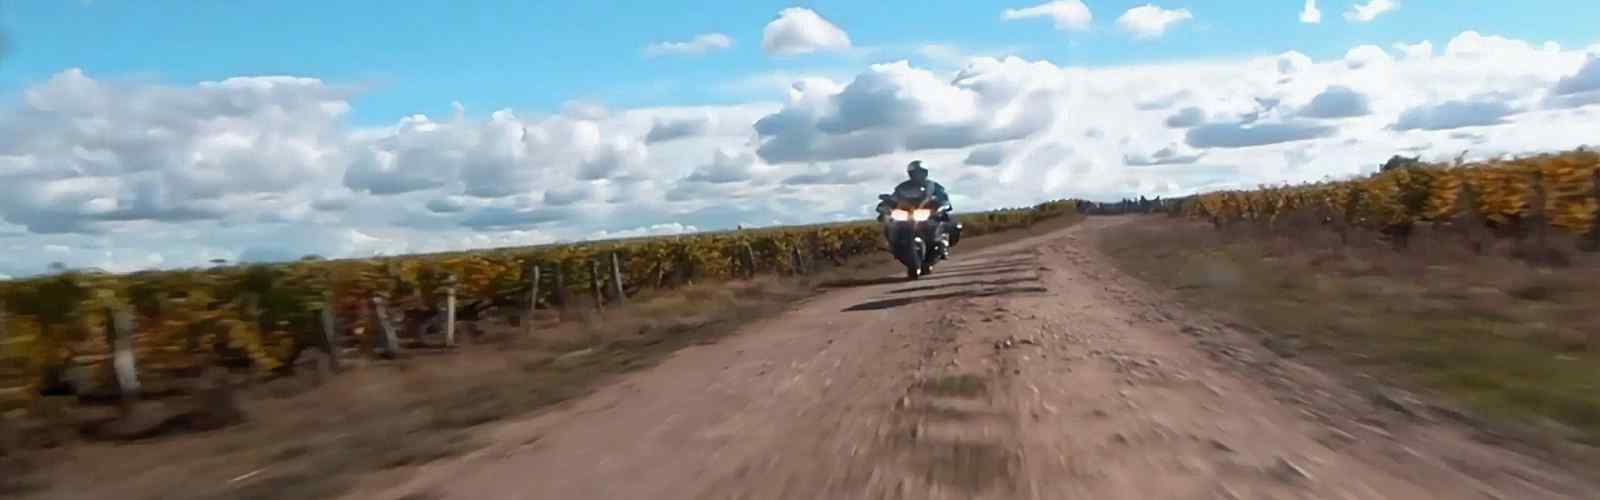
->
[607,252,627,305]
[1459,182,1488,254]
[106,307,141,404]
[740,243,757,279]
[652,261,668,290]
[1339,188,1365,246]
[1526,171,1551,256]
[727,233,741,279]
[590,260,604,311]
[317,304,341,371]
[1583,168,1600,252]
[747,243,758,278]
[444,274,458,347]
[0,298,8,346]
[791,246,808,275]
[368,296,401,359]
[526,263,541,334]
[553,265,569,311]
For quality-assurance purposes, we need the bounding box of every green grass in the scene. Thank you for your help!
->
[1101,218,1600,443]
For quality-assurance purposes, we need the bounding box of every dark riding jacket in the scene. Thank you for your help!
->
[893,179,950,209]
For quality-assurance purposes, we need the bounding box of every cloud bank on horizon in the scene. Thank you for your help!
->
[1,2,1598,278]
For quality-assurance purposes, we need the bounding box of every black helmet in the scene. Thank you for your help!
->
[907,160,928,181]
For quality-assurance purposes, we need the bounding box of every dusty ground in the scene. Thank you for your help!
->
[345,217,1598,500]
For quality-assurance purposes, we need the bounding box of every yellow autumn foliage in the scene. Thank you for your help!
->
[0,199,1079,405]
[1188,148,1599,237]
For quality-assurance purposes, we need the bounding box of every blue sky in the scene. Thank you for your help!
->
[6,1,1596,125]
[1,1,1598,278]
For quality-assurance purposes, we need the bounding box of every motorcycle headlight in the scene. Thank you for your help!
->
[890,209,911,221]
[912,209,932,221]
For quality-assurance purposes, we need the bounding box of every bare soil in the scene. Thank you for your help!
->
[332,217,1600,500]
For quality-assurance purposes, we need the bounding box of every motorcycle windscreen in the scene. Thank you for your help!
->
[893,184,928,200]
[893,185,930,209]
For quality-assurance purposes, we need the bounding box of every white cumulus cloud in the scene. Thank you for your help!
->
[1446,31,1537,59]
[964,144,1010,166]
[762,8,852,56]
[1277,51,1315,75]
[1299,86,1374,118]
[1300,0,1322,24]
[751,58,1063,164]
[5,30,1600,279]
[644,33,733,58]
[1394,40,1434,60]
[1545,56,1600,109]
[0,68,352,235]
[1116,4,1193,39]
[1344,0,1397,23]
[588,223,699,241]
[1124,144,1205,166]
[1344,45,1393,69]
[645,115,712,143]
[1392,97,1518,131]
[1554,56,1600,96]
[1002,1,1094,32]
[1165,106,1208,128]
[685,149,760,184]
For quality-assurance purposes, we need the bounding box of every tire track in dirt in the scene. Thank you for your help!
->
[347,217,1598,500]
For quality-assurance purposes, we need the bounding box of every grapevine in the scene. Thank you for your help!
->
[1183,148,1599,246]
[0,199,1080,407]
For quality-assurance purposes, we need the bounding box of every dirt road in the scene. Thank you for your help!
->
[353,217,1596,500]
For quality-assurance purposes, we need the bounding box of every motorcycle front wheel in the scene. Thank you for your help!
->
[905,239,925,280]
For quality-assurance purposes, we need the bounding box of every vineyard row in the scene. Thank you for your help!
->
[0,200,1079,408]
[1176,148,1600,252]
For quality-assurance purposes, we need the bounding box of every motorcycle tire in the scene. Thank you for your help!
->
[906,238,925,280]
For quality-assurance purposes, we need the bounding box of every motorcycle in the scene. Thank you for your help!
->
[875,184,959,280]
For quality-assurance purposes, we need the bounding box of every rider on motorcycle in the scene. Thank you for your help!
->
[879,160,958,257]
